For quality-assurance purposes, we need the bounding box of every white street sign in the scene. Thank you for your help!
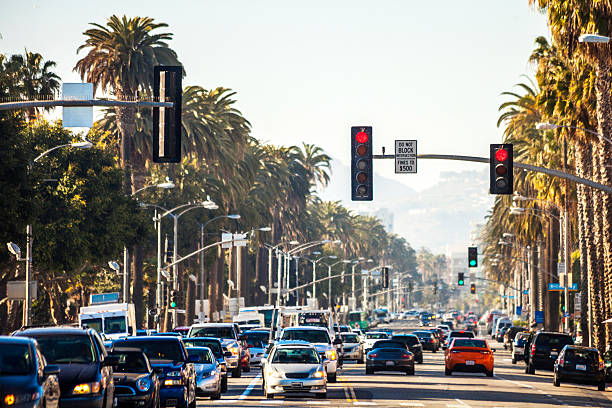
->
[574,293,581,312]
[221,233,233,249]
[557,262,566,275]
[395,140,417,173]
[233,233,248,247]
[7,281,37,300]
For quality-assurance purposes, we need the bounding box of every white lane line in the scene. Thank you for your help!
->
[260,401,284,404]
[238,372,262,399]
[353,403,377,406]
[400,403,424,407]
[493,374,534,389]
[454,399,473,408]
[307,401,331,405]
[221,400,238,403]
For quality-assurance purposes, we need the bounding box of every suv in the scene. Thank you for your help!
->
[391,334,424,363]
[278,327,339,382]
[112,336,198,408]
[444,330,475,349]
[13,327,115,408]
[553,345,606,391]
[525,331,574,374]
[188,323,243,377]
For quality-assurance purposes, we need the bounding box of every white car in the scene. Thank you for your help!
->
[278,326,339,382]
[340,332,364,362]
[363,331,389,353]
[262,341,327,399]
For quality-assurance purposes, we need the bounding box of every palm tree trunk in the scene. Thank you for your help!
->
[575,141,592,344]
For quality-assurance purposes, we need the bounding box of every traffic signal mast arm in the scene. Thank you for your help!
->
[370,153,612,193]
[0,99,174,110]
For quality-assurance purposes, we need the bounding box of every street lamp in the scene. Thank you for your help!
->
[578,33,610,43]
[535,122,612,145]
[302,255,337,305]
[322,259,349,310]
[131,178,175,196]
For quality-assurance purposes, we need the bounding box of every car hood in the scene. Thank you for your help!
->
[0,374,37,393]
[313,343,333,352]
[271,363,322,375]
[194,363,217,375]
[55,363,100,394]
[221,339,238,348]
[113,372,149,384]
[150,360,185,375]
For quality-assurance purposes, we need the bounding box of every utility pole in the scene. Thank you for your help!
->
[24,224,32,327]
[267,246,273,305]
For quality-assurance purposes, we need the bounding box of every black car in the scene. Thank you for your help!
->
[365,340,415,375]
[109,348,160,408]
[0,336,61,408]
[554,346,606,391]
[112,336,198,408]
[525,331,573,374]
[413,331,438,352]
[181,337,229,393]
[391,335,423,364]
[13,327,116,408]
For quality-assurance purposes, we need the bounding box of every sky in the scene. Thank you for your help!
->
[1,1,550,249]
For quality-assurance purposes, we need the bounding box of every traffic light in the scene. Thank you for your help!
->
[490,144,513,194]
[382,267,389,288]
[351,126,373,201]
[468,247,478,268]
[470,284,476,294]
[153,66,183,163]
[458,272,465,286]
[169,290,177,309]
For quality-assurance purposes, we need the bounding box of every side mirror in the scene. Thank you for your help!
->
[43,364,60,376]
[491,348,496,353]
[224,351,232,358]
[103,355,120,367]
[188,354,201,363]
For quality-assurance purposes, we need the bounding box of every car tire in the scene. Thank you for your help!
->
[417,357,423,364]
[432,348,437,353]
[328,372,337,383]
[265,390,274,399]
[244,363,251,373]
[211,391,221,400]
[408,368,415,375]
[316,392,327,399]
[511,356,516,364]
[233,365,242,378]
[366,367,374,375]
[553,374,560,387]
[486,369,494,377]
[445,367,452,376]
[528,364,535,375]
[598,381,605,391]
[221,376,228,393]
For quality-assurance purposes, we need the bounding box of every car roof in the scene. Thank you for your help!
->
[275,340,315,348]
[392,334,418,337]
[13,326,93,336]
[365,331,387,334]
[0,335,35,345]
[191,323,234,327]
[116,336,182,342]
[110,347,146,354]
[183,337,222,342]
[283,326,328,332]
[185,346,212,352]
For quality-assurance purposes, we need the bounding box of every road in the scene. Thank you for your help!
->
[196,322,612,408]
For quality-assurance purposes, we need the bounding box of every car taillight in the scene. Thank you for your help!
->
[599,357,605,370]
[369,353,378,358]
[480,350,490,355]
[530,344,536,356]
[558,357,564,366]
[401,353,412,359]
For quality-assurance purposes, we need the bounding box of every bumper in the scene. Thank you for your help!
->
[225,355,239,369]
[532,357,556,370]
[116,392,156,408]
[60,394,105,408]
[556,368,605,384]
[367,359,414,372]
[196,374,220,396]
[449,362,492,373]
[265,377,326,395]
[325,359,338,374]
[160,387,188,407]
[422,343,436,351]
[343,348,362,360]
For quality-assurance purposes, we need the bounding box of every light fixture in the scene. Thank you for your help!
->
[306,291,312,297]
[312,251,322,255]
[329,255,338,259]
[259,285,267,293]
[258,227,272,232]
[6,242,21,257]
[342,259,351,264]
[227,279,235,289]
[502,233,515,239]
[579,33,610,43]
[188,274,197,283]
[108,261,120,274]
[161,270,170,280]
[228,214,240,220]
[333,240,342,245]
[535,122,558,130]
[71,139,93,149]
[157,179,175,189]
[289,240,300,245]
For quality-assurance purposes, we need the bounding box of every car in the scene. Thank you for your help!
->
[504,326,527,350]
[512,332,530,364]
[278,327,339,382]
[182,337,229,393]
[241,329,270,366]
[412,331,439,352]
[340,332,364,362]
[391,334,424,364]
[525,331,574,374]
[262,341,327,399]
[493,318,511,340]
[237,335,251,373]
[497,326,510,343]
[553,345,606,391]
[111,336,198,408]
[441,320,455,330]
[0,336,60,408]
[444,330,475,349]
[445,338,495,377]
[363,332,390,354]
[365,340,415,375]
[13,326,116,408]
[188,323,243,378]
[186,347,222,399]
[173,327,191,337]
[109,347,160,408]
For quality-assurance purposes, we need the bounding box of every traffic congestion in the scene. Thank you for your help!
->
[2,306,611,408]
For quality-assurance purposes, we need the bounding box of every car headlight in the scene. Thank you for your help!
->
[201,370,215,378]
[325,350,337,361]
[311,370,325,378]
[136,377,151,392]
[73,382,101,394]
[164,379,183,386]
[4,392,40,406]
[267,368,283,378]
[166,370,181,377]
[229,347,240,355]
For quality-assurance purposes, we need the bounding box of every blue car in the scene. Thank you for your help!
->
[185,347,221,399]
[182,337,230,393]
[0,336,61,408]
[112,336,198,408]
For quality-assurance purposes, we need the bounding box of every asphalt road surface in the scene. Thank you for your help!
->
[196,321,612,408]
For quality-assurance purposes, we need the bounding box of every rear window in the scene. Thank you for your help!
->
[190,326,235,340]
[366,333,388,339]
[186,348,215,364]
[0,343,33,375]
[535,334,573,347]
[392,335,420,346]
[452,339,487,348]
[341,333,359,343]
[111,351,149,373]
[565,349,598,363]
[183,339,223,358]
[35,334,96,364]
[372,341,406,349]
[450,331,474,338]
[242,332,269,348]
[116,340,183,362]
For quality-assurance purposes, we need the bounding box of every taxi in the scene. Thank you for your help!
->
[445,338,495,377]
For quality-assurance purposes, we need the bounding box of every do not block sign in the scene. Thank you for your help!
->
[395,140,417,173]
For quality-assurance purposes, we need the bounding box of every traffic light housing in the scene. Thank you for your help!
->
[458,272,465,286]
[382,267,389,288]
[153,66,183,163]
[470,283,476,294]
[468,246,478,268]
[490,144,513,194]
[169,290,177,309]
[351,126,373,201]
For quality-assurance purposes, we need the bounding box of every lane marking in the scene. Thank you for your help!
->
[353,403,376,406]
[400,403,424,407]
[454,399,472,408]
[493,374,534,389]
[239,372,262,399]
[307,401,331,405]
[260,400,284,404]
[220,400,237,403]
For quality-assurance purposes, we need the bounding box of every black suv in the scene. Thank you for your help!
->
[525,331,573,374]
[13,327,116,408]
[391,334,424,363]
[554,345,606,391]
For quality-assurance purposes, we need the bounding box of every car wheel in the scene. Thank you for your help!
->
[511,356,516,364]
[445,367,452,376]
[486,369,494,377]
[233,365,242,378]
[553,374,560,387]
[265,388,274,399]
[328,372,337,383]
[244,363,251,373]
[409,368,415,375]
[432,348,437,353]
[316,392,327,399]
[211,391,221,400]
[598,381,605,391]
[221,376,228,392]
[417,357,423,364]
[528,364,535,375]
[366,367,374,375]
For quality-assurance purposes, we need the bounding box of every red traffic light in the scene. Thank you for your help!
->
[495,148,508,162]
[356,131,369,144]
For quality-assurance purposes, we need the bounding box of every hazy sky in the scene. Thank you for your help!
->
[1,1,549,193]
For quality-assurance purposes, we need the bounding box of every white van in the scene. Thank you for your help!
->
[79,302,136,340]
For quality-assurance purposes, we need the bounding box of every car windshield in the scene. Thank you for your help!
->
[373,341,405,349]
[281,329,330,344]
[0,344,33,375]
[116,340,183,362]
[342,334,359,343]
[535,334,573,347]
[105,316,127,334]
[272,347,320,364]
[187,348,214,364]
[452,339,487,348]
[366,333,388,339]
[183,340,223,358]
[111,351,149,373]
[190,327,235,339]
[243,332,269,348]
[392,336,420,346]
[81,318,103,332]
[35,335,95,364]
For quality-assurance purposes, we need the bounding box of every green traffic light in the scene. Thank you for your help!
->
[469,260,476,267]
[170,301,176,308]
[458,280,464,286]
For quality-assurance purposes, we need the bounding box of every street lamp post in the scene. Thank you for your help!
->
[302,255,337,308]
[322,259,350,310]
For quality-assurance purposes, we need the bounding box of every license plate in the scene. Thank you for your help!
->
[466,360,475,366]
[576,364,587,371]
[386,361,395,366]
[550,351,558,357]
[292,382,302,387]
